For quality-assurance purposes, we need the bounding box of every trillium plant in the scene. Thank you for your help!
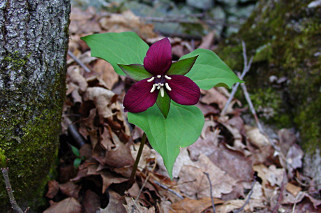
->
[82,32,242,179]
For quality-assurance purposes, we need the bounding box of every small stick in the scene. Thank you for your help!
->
[221,41,253,116]
[1,168,24,213]
[134,174,151,204]
[68,124,86,147]
[203,172,216,213]
[129,133,147,185]
[234,179,256,213]
[68,50,91,73]
[153,180,184,199]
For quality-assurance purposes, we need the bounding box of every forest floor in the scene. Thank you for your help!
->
[42,6,321,213]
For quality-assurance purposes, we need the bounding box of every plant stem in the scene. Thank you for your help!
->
[129,133,147,184]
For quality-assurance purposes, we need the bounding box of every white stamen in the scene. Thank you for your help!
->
[150,84,156,93]
[147,77,154,82]
[157,75,162,78]
[165,83,172,91]
[165,75,171,80]
[160,87,164,97]
[160,83,164,86]
[156,83,161,89]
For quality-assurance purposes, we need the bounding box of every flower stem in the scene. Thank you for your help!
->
[129,133,147,184]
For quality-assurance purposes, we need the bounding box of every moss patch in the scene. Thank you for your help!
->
[217,0,321,151]
[0,51,65,210]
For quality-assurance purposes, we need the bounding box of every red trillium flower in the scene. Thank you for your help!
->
[122,38,200,113]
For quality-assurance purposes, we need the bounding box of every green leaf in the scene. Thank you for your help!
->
[81,32,149,75]
[128,102,204,178]
[156,92,171,118]
[70,145,80,157]
[73,158,82,169]
[181,49,243,90]
[118,64,152,81]
[167,55,199,75]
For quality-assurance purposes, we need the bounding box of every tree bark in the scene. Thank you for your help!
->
[0,0,70,211]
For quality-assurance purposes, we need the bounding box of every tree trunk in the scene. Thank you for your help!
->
[0,0,70,211]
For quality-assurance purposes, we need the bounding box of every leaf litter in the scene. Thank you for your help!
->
[44,5,321,213]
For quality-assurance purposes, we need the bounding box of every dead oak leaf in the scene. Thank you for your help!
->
[84,87,115,118]
[178,154,237,199]
[44,197,81,213]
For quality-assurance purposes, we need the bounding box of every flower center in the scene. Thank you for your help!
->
[147,75,172,97]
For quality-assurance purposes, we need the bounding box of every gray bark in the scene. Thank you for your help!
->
[0,0,70,210]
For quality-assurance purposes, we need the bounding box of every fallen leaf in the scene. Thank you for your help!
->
[123,197,155,213]
[59,181,81,199]
[100,190,127,213]
[286,182,301,197]
[200,88,228,110]
[245,125,270,148]
[170,197,219,213]
[178,154,237,199]
[198,31,215,49]
[84,87,115,118]
[44,197,81,213]
[46,180,59,199]
[67,66,88,92]
[83,190,101,213]
[93,60,119,90]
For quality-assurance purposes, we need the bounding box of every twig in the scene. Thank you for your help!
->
[68,50,91,73]
[203,172,216,213]
[129,133,147,185]
[134,174,151,204]
[272,171,287,213]
[1,168,24,213]
[221,41,253,116]
[234,179,257,213]
[68,124,86,147]
[153,180,184,199]
[240,82,280,153]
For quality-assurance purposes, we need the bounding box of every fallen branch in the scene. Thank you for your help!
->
[153,180,184,199]
[1,168,25,213]
[221,41,253,116]
[234,179,257,213]
[203,172,216,213]
[68,50,91,73]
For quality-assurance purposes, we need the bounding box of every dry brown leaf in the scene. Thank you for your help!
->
[131,142,154,172]
[46,180,59,199]
[59,181,81,199]
[93,60,119,90]
[253,164,285,188]
[245,125,270,148]
[84,87,115,118]
[286,182,301,197]
[44,197,81,213]
[178,154,237,199]
[83,190,101,213]
[216,182,265,212]
[67,66,88,92]
[188,120,218,161]
[123,197,155,213]
[200,88,228,110]
[100,190,127,213]
[207,144,253,183]
[198,31,215,49]
[170,197,218,213]
[99,10,156,39]
[99,170,128,193]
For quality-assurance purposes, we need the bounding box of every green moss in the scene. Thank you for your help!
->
[0,52,66,210]
[217,0,321,150]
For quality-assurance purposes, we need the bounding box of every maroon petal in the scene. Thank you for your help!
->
[123,79,158,113]
[143,38,172,75]
[166,75,200,105]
